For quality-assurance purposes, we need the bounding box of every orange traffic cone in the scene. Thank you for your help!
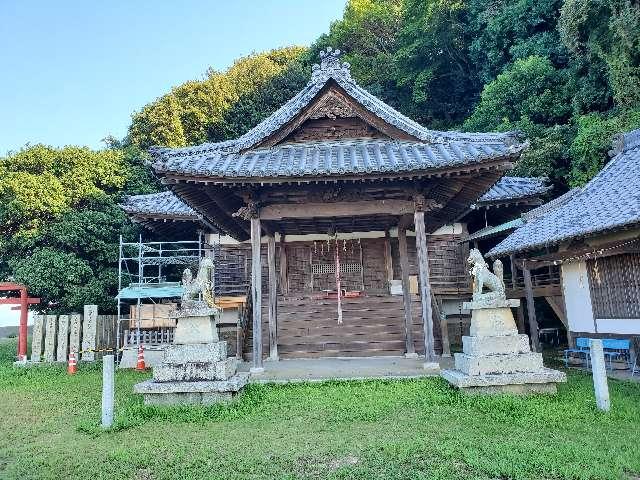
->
[67,349,77,375]
[136,343,146,371]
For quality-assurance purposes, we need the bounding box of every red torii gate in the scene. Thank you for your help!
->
[0,283,40,361]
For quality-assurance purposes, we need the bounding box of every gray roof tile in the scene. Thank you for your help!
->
[150,48,526,179]
[476,176,550,205]
[489,129,640,257]
[153,138,525,179]
[121,191,198,218]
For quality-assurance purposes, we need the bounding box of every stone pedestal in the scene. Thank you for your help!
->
[174,315,218,344]
[134,340,248,405]
[133,311,248,406]
[441,299,566,394]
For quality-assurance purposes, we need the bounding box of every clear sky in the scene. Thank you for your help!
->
[0,1,346,154]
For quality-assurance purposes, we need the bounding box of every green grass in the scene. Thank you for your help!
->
[0,339,639,480]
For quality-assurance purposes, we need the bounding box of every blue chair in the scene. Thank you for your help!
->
[601,339,632,371]
[564,337,591,368]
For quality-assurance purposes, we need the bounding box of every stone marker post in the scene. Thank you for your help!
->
[69,313,82,356]
[590,339,610,411]
[101,355,115,428]
[82,305,98,361]
[56,315,70,362]
[31,315,45,362]
[43,315,58,362]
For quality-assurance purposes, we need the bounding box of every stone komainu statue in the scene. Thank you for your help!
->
[467,248,506,304]
[181,257,217,309]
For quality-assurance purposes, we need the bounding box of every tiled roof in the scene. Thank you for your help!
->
[120,191,198,218]
[466,218,524,242]
[150,48,525,180]
[152,138,525,179]
[475,176,550,205]
[489,129,640,257]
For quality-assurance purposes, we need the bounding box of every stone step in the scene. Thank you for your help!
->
[462,334,531,356]
[163,342,227,364]
[153,358,237,382]
[134,373,250,406]
[454,352,544,376]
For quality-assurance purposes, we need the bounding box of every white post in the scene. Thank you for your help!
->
[590,339,610,412]
[101,354,115,428]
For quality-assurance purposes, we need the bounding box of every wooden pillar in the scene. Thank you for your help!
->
[398,225,416,356]
[250,217,264,372]
[515,304,526,334]
[383,230,394,287]
[509,254,518,289]
[279,234,289,295]
[414,206,437,364]
[523,266,541,352]
[267,234,278,361]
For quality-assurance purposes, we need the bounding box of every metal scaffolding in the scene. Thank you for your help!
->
[115,232,214,357]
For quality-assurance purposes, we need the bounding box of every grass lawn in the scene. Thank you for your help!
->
[0,339,639,480]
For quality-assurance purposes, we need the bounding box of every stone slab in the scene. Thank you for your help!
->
[163,342,227,364]
[457,383,558,395]
[30,315,45,362]
[153,358,237,382]
[134,372,249,394]
[469,307,518,337]
[174,315,218,344]
[454,352,544,376]
[141,391,238,406]
[68,314,82,356]
[56,315,70,362]
[462,334,530,356]
[463,299,520,310]
[43,315,58,362]
[81,305,97,361]
[441,368,567,388]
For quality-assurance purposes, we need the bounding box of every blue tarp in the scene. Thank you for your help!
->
[116,282,183,299]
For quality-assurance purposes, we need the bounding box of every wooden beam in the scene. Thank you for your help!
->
[383,230,394,287]
[267,234,278,361]
[398,225,415,356]
[414,209,437,363]
[523,267,541,352]
[250,217,263,372]
[279,234,289,295]
[260,199,416,221]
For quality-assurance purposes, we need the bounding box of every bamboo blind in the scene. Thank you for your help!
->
[587,253,640,319]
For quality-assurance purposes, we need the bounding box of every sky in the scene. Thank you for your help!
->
[0,1,346,154]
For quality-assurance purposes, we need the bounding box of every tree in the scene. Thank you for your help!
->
[559,0,640,109]
[468,0,567,83]
[464,56,572,131]
[128,46,306,148]
[393,0,480,127]
[0,144,155,313]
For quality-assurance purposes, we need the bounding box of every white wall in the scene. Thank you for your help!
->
[561,260,596,333]
[0,305,34,327]
[595,318,640,334]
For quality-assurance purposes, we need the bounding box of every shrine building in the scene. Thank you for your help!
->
[124,48,535,371]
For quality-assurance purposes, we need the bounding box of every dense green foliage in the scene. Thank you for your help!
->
[0,145,157,313]
[1,339,639,479]
[3,0,640,311]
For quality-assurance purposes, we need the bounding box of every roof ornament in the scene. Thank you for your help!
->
[310,47,354,85]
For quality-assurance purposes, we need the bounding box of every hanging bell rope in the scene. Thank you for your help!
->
[334,235,343,325]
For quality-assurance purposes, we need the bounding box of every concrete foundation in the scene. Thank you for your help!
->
[119,345,166,369]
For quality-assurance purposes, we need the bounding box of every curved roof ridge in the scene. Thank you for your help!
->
[150,48,523,162]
